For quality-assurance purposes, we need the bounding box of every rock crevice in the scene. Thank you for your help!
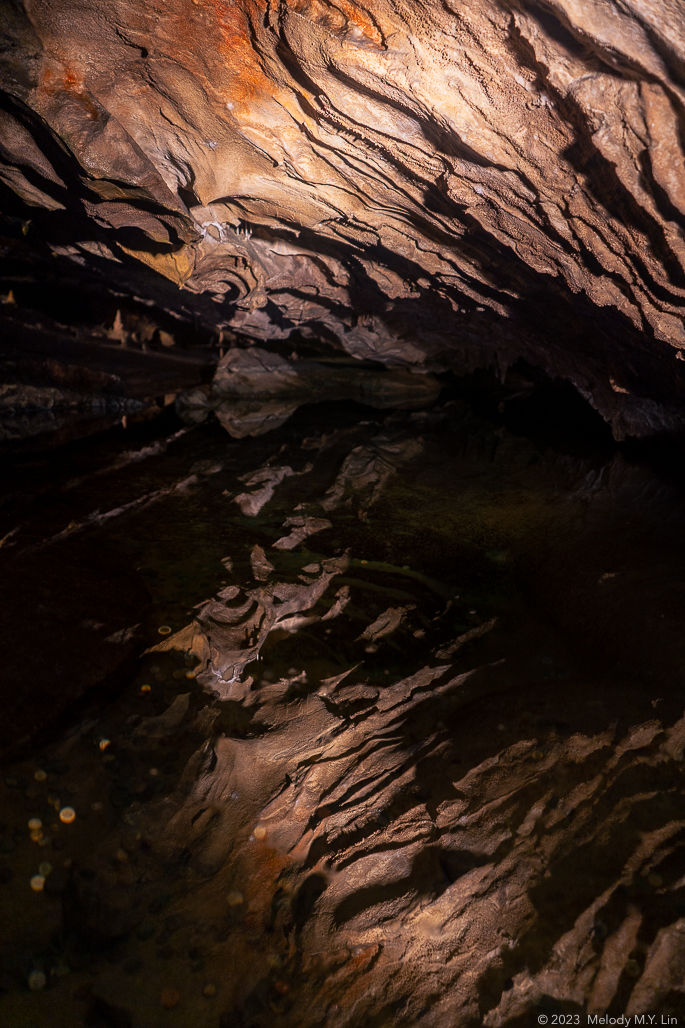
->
[3,0,685,434]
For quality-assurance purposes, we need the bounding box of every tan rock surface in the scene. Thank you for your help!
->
[3,0,685,434]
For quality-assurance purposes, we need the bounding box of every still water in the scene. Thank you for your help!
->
[1,382,685,1027]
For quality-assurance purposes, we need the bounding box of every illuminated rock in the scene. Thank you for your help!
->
[2,0,685,435]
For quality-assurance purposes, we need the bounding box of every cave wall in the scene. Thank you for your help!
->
[3,0,685,436]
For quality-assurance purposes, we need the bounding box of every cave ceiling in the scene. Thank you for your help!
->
[2,0,685,437]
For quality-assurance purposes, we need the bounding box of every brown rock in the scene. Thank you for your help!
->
[2,1,685,434]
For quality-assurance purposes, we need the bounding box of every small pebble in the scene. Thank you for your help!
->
[30,874,46,892]
[150,665,161,674]
[158,626,172,636]
[140,684,152,693]
[99,739,111,751]
[59,807,76,824]
[149,768,160,777]
[160,987,181,1009]
[115,849,129,863]
[274,979,290,996]
[531,750,544,761]
[203,983,217,998]
[253,826,267,841]
[34,769,47,782]
[27,970,47,991]
[28,818,42,832]
[185,671,197,679]
[38,862,53,877]
[360,559,368,565]
[30,830,43,843]
[226,890,244,907]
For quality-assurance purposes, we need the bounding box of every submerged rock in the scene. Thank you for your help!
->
[1,399,685,1025]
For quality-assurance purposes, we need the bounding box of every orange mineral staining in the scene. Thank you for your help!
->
[288,0,384,47]
[38,65,101,120]
[336,0,384,47]
[204,0,274,106]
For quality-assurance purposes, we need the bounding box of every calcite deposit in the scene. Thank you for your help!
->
[2,0,685,435]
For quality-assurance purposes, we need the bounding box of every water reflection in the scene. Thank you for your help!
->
[1,390,685,1026]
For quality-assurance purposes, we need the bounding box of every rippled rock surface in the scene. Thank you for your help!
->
[3,1,685,435]
[1,393,685,1025]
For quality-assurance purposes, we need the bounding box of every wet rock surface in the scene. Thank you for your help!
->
[0,316,215,449]
[177,346,442,438]
[1,391,685,1025]
[2,1,685,435]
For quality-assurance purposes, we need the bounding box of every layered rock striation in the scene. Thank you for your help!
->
[3,0,685,435]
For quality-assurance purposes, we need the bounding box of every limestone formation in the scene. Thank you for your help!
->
[3,0,685,435]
